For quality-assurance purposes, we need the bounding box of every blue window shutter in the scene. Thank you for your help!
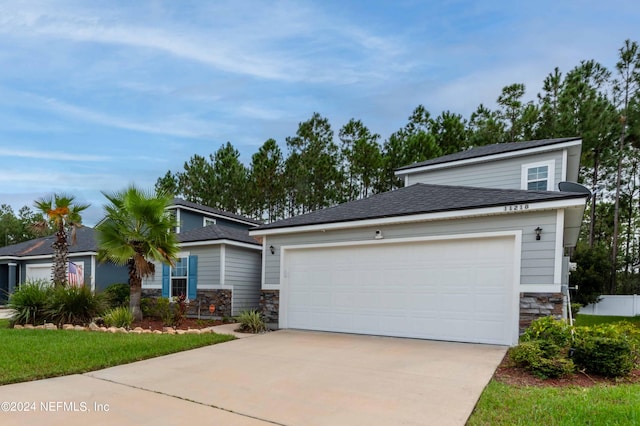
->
[162,263,170,298]
[188,255,198,300]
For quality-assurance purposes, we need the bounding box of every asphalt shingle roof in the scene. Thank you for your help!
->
[395,137,581,171]
[178,224,260,246]
[0,226,97,257]
[254,183,589,231]
[0,224,259,258]
[170,198,263,225]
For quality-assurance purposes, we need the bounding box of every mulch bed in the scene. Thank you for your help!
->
[494,353,640,387]
[130,318,231,331]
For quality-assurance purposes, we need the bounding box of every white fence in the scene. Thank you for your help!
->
[580,295,640,317]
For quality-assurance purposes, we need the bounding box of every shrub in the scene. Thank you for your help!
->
[154,297,175,326]
[8,280,52,325]
[570,303,581,318]
[103,306,134,328]
[520,316,572,348]
[510,340,575,378]
[140,297,156,319]
[45,285,106,326]
[236,310,267,333]
[103,283,130,308]
[573,324,635,377]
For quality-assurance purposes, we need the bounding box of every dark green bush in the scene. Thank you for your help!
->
[140,297,156,319]
[45,285,106,326]
[103,283,130,308]
[573,334,634,377]
[8,280,52,325]
[510,340,575,378]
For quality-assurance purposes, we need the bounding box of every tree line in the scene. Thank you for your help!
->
[156,40,640,298]
[1,40,638,299]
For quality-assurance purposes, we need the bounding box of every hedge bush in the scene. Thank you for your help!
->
[573,324,636,377]
[103,283,130,308]
[510,340,575,378]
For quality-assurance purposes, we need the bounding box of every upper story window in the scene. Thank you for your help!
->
[203,217,217,227]
[522,160,555,191]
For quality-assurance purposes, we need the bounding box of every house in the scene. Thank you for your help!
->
[1,198,263,317]
[0,226,129,302]
[249,137,589,346]
[141,199,263,318]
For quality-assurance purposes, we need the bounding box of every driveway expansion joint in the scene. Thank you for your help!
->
[84,374,287,426]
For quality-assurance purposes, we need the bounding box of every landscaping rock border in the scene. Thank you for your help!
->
[12,323,216,335]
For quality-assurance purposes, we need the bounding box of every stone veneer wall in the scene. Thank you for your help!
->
[141,289,233,318]
[519,292,564,334]
[260,290,279,324]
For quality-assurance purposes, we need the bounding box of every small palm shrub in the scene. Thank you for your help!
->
[236,310,267,333]
[8,280,52,325]
[103,306,134,328]
[45,285,106,326]
[103,283,130,308]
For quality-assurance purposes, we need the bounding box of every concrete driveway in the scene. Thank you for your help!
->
[0,330,506,425]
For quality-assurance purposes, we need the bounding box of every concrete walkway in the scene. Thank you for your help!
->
[0,330,506,425]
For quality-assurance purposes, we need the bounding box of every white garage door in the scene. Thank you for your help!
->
[283,236,517,345]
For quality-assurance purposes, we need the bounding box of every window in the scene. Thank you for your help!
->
[203,217,217,227]
[162,255,197,300]
[171,257,188,298]
[522,160,555,191]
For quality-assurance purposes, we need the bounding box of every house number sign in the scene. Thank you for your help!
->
[503,204,530,212]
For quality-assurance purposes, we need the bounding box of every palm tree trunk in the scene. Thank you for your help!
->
[52,226,68,286]
[128,261,143,321]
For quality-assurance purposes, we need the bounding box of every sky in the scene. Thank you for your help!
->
[0,0,638,226]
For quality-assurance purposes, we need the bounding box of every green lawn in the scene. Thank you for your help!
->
[0,319,234,385]
[468,315,640,425]
[468,381,640,425]
[574,314,640,327]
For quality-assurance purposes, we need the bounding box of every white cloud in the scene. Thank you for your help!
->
[0,148,108,161]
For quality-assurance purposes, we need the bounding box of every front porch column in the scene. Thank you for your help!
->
[8,263,17,295]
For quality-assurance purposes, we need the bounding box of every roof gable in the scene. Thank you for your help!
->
[168,198,262,227]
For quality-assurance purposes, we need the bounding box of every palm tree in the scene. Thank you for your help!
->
[34,194,90,286]
[96,186,178,321]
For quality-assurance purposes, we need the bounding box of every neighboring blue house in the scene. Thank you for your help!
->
[250,137,590,346]
[0,226,128,302]
[1,198,264,316]
[142,198,263,318]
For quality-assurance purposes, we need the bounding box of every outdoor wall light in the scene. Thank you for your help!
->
[534,227,543,241]
[269,245,275,255]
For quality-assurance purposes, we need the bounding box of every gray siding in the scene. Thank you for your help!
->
[225,246,261,315]
[189,246,221,288]
[264,210,558,287]
[406,151,564,190]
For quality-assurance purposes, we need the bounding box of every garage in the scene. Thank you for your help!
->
[281,235,518,345]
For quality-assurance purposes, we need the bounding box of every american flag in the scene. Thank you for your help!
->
[68,262,84,286]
